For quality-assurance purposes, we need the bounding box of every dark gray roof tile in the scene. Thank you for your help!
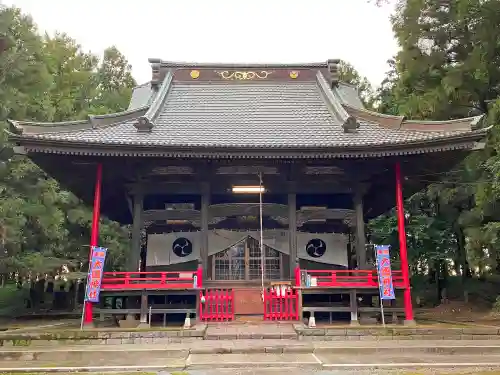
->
[23,81,479,148]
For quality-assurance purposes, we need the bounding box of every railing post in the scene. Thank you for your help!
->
[370,270,377,287]
[125,273,130,286]
[197,265,203,288]
[160,272,166,285]
[294,265,301,286]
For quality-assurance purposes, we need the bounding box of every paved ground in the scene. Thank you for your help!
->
[3,342,500,372]
[3,339,500,373]
[205,322,297,338]
[161,370,500,374]
[4,339,500,353]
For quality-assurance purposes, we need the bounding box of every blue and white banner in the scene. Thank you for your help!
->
[375,245,395,300]
[85,247,107,303]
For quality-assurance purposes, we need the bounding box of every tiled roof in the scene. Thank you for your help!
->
[7,61,488,158]
[11,81,482,148]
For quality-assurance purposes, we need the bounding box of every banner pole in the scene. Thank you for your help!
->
[80,249,92,331]
[80,298,86,330]
[259,172,265,301]
[374,244,386,327]
[80,280,89,331]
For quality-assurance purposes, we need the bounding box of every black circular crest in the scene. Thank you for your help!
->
[172,237,193,257]
[305,239,326,258]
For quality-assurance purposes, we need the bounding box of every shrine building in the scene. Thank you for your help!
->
[7,59,489,327]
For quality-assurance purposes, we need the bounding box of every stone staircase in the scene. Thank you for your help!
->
[205,322,298,340]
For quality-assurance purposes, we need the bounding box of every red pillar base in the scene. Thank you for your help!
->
[402,288,416,325]
[83,301,94,327]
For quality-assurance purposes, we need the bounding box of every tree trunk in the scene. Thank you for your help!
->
[455,226,471,282]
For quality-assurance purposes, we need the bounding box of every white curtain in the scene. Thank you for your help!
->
[146,230,348,266]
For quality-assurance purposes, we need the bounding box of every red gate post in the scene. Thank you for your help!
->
[83,163,103,326]
[395,162,415,325]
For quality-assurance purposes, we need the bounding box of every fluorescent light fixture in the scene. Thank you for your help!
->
[232,185,265,194]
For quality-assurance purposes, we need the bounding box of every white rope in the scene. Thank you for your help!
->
[259,172,265,297]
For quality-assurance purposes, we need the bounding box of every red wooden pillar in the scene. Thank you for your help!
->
[83,163,103,325]
[395,162,415,323]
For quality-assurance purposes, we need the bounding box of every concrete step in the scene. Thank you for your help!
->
[5,351,500,373]
[3,340,500,362]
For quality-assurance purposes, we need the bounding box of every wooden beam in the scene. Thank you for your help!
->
[126,180,354,195]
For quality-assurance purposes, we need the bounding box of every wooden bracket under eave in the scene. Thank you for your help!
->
[134,117,154,132]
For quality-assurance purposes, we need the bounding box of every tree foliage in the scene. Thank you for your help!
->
[369,0,500,304]
[0,5,134,279]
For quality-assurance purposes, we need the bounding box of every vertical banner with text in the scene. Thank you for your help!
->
[85,247,107,303]
[375,245,395,300]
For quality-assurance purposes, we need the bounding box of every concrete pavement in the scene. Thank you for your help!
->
[3,340,500,372]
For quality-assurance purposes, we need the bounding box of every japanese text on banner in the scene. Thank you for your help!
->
[375,245,395,300]
[85,247,107,303]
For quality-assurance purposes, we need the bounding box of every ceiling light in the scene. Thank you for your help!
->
[232,186,265,194]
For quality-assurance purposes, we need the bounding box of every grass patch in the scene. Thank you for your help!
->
[0,284,24,316]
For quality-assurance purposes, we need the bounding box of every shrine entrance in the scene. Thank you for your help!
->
[211,237,284,282]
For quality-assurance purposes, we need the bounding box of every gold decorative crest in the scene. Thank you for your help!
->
[289,71,299,79]
[190,70,200,79]
[216,70,273,80]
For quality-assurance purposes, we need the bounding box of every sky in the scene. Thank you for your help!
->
[3,0,398,87]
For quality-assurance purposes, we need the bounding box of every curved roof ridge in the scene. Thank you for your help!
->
[316,71,359,133]
[148,58,329,69]
[402,115,484,131]
[89,106,149,128]
[343,104,406,129]
[134,71,173,132]
[7,106,149,136]
[8,118,90,135]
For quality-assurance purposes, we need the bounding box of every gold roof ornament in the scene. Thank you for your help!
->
[216,70,273,80]
[190,70,200,79]
[289,71,299,79]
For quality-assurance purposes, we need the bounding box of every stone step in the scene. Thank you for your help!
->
[3,340,500,362]
[5,350,500,373]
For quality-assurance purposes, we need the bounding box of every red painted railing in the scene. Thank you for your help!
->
[263,286,299,321]
[199,289,234,321]
[297,269,404,288]
[101,270,200,290]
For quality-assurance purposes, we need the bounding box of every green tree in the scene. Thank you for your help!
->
[0,5,133,284]
[370,0,500,305]
[93,46,136,113]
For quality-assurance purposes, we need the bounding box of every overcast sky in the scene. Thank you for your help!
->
[4,0,398,87]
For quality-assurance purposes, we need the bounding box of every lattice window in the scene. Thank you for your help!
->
[212,236,282,281]
[214,240,245,280]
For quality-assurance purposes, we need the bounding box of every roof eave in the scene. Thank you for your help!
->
[10,129,488,159]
